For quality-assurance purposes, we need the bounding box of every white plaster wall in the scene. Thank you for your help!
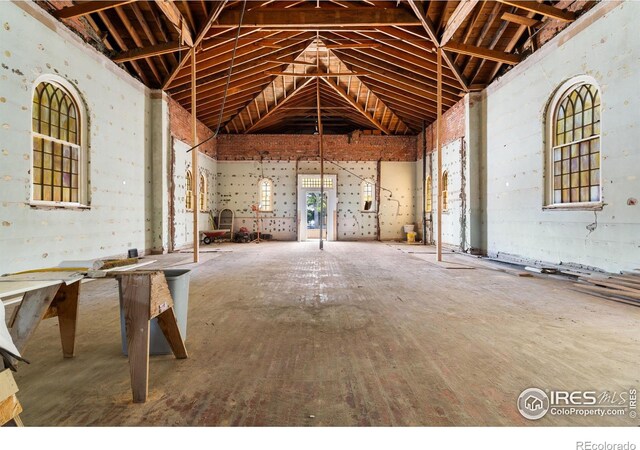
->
[483,1,640,272]
[0,2,153,274]
[379,162,416,241]
[215,160,413,240]
[428,140,465,247]
[172,139,217,249]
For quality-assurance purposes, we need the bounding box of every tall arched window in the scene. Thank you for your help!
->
[361,179,375,212]
[441,171,449,211]
[259,178,273,212]
[185,169,193,210]
[32,78,86,204]
[426,176,432,213]
[548,77,601,205]
[199,173,207,212]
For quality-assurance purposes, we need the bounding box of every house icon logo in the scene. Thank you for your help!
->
[518,388,550,420]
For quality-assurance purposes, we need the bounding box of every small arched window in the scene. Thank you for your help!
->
[426,176,432,213]
[32,78,86,204]
[259,178,273,212]
[185,169,193,211]
[441,171,449,211]
[199,173,207,212]
[548,78,601,205]
[361,179,375,212]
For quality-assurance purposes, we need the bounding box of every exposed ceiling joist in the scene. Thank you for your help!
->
[406,0,469,91]
[113,41,189,63]
[264,71,370,77]
[162,0,228,88]
[501,12,539,27]
[53,1,136,19]
[322,76,392,135]
[155,0,194,46]
[212,8,422,28]
[243,78,315,133]
[441,0,481,46]
[496,0,576,22]
[444,41,521,65]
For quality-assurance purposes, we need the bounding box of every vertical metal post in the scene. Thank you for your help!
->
[436,47,443,262]
[191,51,199,263]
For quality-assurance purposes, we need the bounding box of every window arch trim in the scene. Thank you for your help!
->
[544,75,603,210]
[30,75,88,207]
[199,172,207,212]
[185,169,193,211]
[441,171,449,211]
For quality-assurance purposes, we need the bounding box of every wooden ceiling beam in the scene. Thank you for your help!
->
[443,41,521,65]
[501,12,539,27]
[162,0,228,88]
[241,78,316,133]
[212,7,422,28]
[113,41,189,63]
[264,71,370,77]
[129,2,172,75]
[54,1,136,19]
[321,76,392,135]
[441,0,481,46]
[114,7,163,83]
[96,10,150,86]
[155,0,194,46]
[496,0,576,22]
[406,0,469,91]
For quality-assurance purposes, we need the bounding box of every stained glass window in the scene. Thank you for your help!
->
[552,83,601,203]
[32,81,81,203]
[361,180,375,211]
[199,173,206,211]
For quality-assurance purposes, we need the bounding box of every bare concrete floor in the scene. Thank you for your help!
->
[11,242,640,426]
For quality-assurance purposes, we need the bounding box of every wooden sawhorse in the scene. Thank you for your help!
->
[116,271,188,403]
[8,279,81,359]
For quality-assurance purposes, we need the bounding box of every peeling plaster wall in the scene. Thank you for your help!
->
[0,2,154,274]
[172,139,217,249]
[481,1,639,272]
[215,160,415,241]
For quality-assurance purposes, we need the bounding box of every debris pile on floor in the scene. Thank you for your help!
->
[572,270,640,307]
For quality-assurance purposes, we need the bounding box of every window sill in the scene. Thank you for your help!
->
[360,210,377,214]
[29,201,90,210]
[543,202,604,211]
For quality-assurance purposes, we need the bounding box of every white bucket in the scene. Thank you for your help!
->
[403,224,415,233]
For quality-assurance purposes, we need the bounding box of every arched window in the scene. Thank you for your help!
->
[259,178,273,212]
[185,169,193,210]
[199,173,207,212]
[32,78,86,204]
[426,176,432,213]
[441,171,449,211]
[361,179,375,211]
[548,78,601,205]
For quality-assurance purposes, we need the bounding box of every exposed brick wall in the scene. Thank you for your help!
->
[216,131,417,161]
[419,98,466,153]
[168,97,217,158]
[534,0,596,49]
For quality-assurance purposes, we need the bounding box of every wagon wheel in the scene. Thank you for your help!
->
[203,236,212,245]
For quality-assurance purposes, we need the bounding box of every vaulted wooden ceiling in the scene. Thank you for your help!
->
[41,0,592,135]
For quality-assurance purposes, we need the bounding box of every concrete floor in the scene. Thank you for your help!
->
[10,242,640,426]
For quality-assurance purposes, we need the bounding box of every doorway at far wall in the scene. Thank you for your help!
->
[297,174,337,241]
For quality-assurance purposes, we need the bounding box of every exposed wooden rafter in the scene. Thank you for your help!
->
[444,41,521,65]
[113,41,189,63]
[496,0,576,22]
[212,8,422,28]
[441,0,480,46]
[155,0,194,46]
[53,1,136,19]
[406,0,469,92]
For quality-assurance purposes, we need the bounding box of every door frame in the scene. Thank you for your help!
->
[297,174,337,241]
